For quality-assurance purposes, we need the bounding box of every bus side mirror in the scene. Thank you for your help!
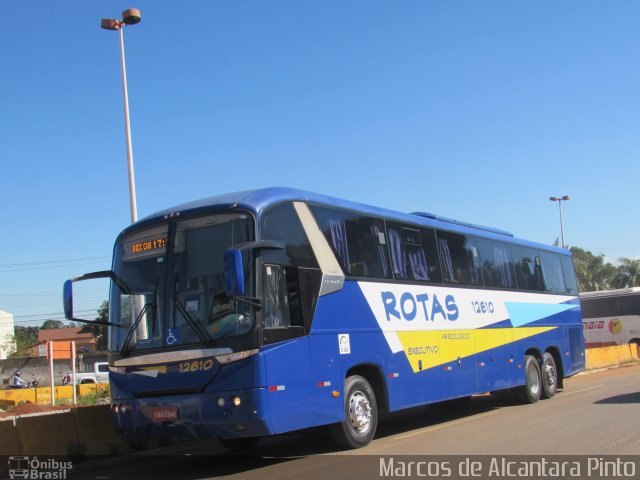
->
[224,249,245,297]
[62,270,129,326]
[63,280,74,321]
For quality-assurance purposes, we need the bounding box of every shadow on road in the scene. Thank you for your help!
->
[71,394,514,479]
[375,393,506,440]
[594,391,640,404]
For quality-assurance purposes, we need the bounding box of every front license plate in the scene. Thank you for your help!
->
[151,407,178,422]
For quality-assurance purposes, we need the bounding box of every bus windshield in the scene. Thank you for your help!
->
[109,213,254,354]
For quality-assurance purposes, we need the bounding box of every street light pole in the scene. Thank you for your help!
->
[102,9,148,342]
[101,9,142,224]
[549,195,571,249]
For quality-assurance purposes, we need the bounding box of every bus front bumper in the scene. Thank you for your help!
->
[111,387,273,443]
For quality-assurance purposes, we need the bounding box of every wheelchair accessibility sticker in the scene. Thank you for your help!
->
[166,328,180,345]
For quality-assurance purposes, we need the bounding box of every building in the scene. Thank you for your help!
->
[38,327,96,354]
[0,310,15,360]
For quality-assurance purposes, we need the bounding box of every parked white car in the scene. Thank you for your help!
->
[71,362,109,384]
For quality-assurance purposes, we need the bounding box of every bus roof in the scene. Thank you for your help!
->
[580,287,640,299]
[127,187,569,255]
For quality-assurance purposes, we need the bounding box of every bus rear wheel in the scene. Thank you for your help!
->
[329,375,378,449]
[517,355,542,404]
[541,352,558,399]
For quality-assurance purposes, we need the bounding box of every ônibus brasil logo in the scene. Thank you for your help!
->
[8,456,72,479]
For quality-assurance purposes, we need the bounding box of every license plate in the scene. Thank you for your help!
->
[151,407,178,422]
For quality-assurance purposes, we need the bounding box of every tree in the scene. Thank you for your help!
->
[612,257,640,289]
[0,332,16,357]
[569,247,616,292]
[40,319,65,330]
[78,300,108,351]
[1,326,40,358]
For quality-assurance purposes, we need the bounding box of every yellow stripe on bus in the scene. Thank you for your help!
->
[396,327,557,373]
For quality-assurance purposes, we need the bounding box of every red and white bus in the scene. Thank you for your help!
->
[580,288,640,348]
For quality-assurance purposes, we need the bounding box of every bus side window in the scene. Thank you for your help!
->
[264,264,290,329]
[561,256,578,294]
[387,223,442,283]
[262,264,306,345]
[511,246,545,291]
[436,230,482,286]
[309,206,391,279]
[540,251,566,293]
[476,239,516,289]
[261,203,317,344]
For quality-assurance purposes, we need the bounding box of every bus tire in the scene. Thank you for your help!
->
[517,355,542,404]
[218,436,260,451]
[329,375,378,449]
[541,352,558,399]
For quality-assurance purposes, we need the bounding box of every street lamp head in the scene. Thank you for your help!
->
[549,196,558,201]
[122,8,141,25]
[561,195,570,201]
[101,18,121,30]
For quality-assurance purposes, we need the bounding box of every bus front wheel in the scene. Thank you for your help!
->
[517,355,542,404]
[329,375,378,449]
[541,352,558,399]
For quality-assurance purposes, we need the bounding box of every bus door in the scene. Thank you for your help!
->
[261,264,314,434]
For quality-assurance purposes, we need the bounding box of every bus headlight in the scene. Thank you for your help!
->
[232,396,241,407]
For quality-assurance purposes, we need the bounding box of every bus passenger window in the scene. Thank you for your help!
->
[386,223,441,283]
[561,256,578,294]
[476,239,516,289]
[436,231,482,286]
[309,206,391,279]
[540,252,566,293]
[511,246,545,291]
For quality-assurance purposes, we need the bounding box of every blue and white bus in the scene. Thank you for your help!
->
[64,188,584,449]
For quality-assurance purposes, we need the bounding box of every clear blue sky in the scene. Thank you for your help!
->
[1,1,639,327]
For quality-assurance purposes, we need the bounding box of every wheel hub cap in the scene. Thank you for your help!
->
[349,391,372,433]
[545,364,556,388]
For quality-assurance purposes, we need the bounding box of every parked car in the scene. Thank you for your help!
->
[71,362,109,384]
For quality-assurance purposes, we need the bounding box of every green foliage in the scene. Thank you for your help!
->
[569,246,640,293]
[1,326,40,357]
[77,385,111,406]
[78,300,108,351]
[612,257,640,288]
[570,247,616,292]
[40,319,65,330]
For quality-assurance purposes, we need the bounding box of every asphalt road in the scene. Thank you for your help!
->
[73,364,640,480]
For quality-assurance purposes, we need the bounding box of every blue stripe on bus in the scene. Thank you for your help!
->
[505,302,578,327]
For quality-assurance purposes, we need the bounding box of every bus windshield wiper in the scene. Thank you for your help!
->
[173,276,215,347]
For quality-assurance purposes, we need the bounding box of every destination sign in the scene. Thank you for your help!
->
[130,237,167,255]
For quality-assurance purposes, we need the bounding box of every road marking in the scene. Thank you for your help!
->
[393,410,501,441]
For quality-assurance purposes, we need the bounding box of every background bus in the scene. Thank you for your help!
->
[64,188,584,450]
[580,288,640,348]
